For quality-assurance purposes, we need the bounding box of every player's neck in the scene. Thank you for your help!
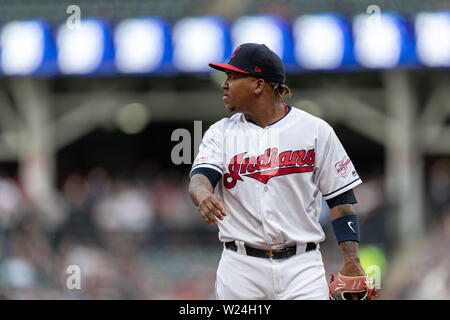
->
[245,101,286,128]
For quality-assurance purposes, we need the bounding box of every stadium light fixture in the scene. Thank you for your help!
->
[293,14,353,70]
[415,11,450,68]
[0,20,55,76]
[353,13,412,69]
[116,102,150,135]
[231,15,294,64]
[57,18,113,75]
[172,16,231,73]
[114,18,171,74]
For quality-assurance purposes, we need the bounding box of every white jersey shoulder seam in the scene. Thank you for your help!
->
[290,106,332,130]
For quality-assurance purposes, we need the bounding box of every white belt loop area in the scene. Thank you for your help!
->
[296,243,307,254]
[235,240,246,255]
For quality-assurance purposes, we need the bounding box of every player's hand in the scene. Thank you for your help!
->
[329,272,378,300]
[197,194,227,226]
[339,261,366,300]
[340,261,365,277]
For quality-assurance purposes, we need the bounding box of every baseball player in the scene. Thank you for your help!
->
[188,43,377,300]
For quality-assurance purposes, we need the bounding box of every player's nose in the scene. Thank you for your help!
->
[221,78,229,89]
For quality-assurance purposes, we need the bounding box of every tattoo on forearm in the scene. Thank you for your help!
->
[189,174,213,206]
[332,204,356,218]
[340,241,360,263]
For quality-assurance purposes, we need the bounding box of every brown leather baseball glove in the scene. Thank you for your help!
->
[329,273,379,300]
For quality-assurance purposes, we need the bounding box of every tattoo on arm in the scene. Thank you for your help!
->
[340,241,360,264]
[330,204,356,220]
[189,174,214,207]
[330,204,360,264]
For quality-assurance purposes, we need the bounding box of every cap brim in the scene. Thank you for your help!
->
[208,63,249,74]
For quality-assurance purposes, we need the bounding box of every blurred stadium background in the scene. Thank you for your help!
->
[0,0,449,299]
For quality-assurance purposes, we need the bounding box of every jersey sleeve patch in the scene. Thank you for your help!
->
[334,156,352,176]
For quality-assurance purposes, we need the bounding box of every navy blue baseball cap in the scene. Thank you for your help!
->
[209,43,286,84]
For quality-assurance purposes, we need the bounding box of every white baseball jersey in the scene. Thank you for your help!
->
[190,105,361,248]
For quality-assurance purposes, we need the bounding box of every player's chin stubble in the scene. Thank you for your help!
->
[224,102,235,112]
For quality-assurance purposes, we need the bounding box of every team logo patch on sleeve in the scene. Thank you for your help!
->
[335,157,352,176]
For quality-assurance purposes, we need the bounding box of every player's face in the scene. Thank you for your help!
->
[221,70,255,112]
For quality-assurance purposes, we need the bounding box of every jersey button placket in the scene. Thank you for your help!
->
[264,188,271,221]
[261,184,276,244]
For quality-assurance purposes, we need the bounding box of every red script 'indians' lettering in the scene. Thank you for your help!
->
[223,148,315,188]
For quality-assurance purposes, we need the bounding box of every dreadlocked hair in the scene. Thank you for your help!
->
[269,81,292,99]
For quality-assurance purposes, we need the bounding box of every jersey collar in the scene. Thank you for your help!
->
[244,103,291,128]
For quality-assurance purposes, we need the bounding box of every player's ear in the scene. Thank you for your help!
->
[254,78,265,95]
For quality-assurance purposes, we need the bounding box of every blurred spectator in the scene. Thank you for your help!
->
[428,159,450,218]
[151,174,200,231]
[383,208,450,299]
[0,175,25,230]
[0,157,448,299]
[93,180,155,233]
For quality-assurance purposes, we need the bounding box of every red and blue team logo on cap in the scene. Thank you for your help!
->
[209,43,286,84]
[230,45,241,60]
